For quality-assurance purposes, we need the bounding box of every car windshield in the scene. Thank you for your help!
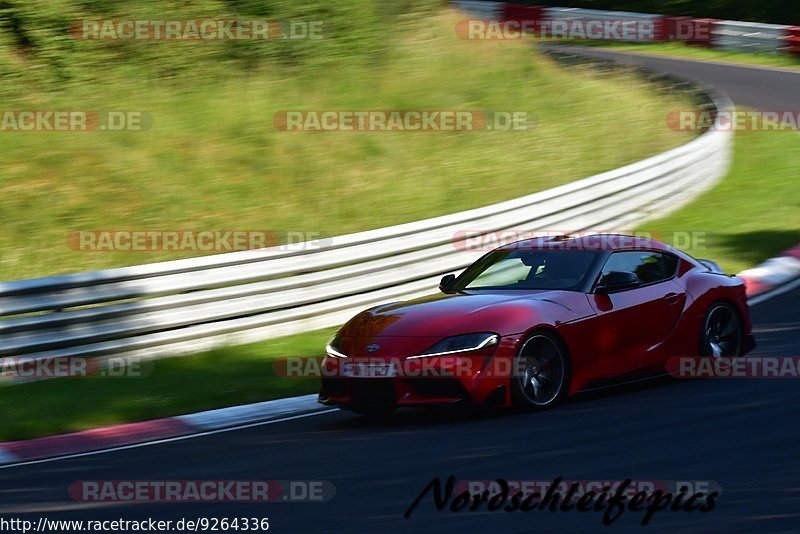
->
[454,249,602,292]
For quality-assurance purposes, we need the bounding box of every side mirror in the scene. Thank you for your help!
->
[439,274,456,294]
[596,271,641,294]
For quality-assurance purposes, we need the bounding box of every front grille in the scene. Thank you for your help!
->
[349,378,397,406]
[408,377,469,401]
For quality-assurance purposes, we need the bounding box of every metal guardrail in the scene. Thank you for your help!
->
[713,20,790,53]
[452,0,503,20]
[0,31,736,368]
[453,2,798,54]
[543,7,664,43]
[0,79,733,365]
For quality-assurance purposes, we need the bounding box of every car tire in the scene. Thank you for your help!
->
[510,331,571,411]
[700,302,743,360]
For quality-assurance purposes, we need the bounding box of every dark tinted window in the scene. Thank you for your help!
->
[601,251,679,286]
[454,250,601,292]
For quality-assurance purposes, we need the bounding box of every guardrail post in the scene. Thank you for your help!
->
[690,18,718,47]
[653,15,669,42]
[785,27,800,55]
[500,3,544,24]
[665,16,717,46]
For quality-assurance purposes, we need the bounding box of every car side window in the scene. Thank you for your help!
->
[601,251,679,286]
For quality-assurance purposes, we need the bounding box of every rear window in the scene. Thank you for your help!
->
[601,251,679,286]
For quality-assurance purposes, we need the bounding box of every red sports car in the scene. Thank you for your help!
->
[319,234,755,414]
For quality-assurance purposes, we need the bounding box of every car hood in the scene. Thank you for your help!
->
[339,290,594,341]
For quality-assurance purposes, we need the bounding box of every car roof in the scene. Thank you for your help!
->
[497,234,675,253]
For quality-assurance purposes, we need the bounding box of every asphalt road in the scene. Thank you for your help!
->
[0,285,798,533]
[1,51,799,534]
[545,45,800,110]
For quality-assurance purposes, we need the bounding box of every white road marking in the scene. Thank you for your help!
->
[0,446,19,465]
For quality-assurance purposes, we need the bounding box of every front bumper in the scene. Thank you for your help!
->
[318,343,516,410]
[319,377,474,410]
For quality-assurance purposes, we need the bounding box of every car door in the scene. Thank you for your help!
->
[587,250,685,377]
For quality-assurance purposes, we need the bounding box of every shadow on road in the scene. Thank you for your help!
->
[323,374,682,430]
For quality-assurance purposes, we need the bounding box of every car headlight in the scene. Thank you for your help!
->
[325,334,347,358]
[410,332,499,359]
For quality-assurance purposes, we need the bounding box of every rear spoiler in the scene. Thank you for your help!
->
[698,259,725,274]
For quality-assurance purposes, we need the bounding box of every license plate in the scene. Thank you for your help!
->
[342,362,396,378]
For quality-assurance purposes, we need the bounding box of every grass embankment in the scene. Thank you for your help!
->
[0,329,334,441]
[0,5,695,281]
[638,124,800,274]
[577,41,800,271]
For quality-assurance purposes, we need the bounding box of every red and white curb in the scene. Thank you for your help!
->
[1,247,798,467]
[175,394,324,430]
[741,244,800,301]
[0,394,324,466]
[0,446,18,465]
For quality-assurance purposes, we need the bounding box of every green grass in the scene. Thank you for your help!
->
[547,41,800,269]
[0,11,695,281]
[0,328,334,441]
[576,41,800,71]
[638,126,800,274]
